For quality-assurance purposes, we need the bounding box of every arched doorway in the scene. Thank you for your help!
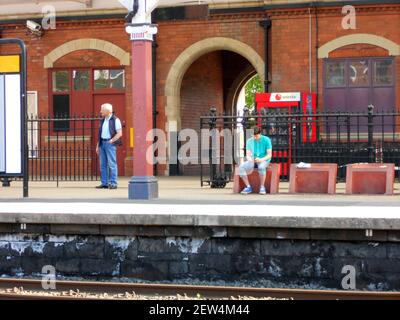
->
[164,37,265,175]
[44,39,130,176]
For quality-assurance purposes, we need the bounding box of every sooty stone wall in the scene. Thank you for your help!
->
[0,227,400,290]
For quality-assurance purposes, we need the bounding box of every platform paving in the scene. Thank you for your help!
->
[0,177,400,230]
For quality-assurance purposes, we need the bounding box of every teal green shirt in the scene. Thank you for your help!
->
[246,135,272,159]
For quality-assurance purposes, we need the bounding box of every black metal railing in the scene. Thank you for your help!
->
[27,114,101,185]
[200,105,400,187]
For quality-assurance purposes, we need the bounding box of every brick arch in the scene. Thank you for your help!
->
[225,65,257,116]
[164,37,264,174]
[165,37,265,131]
[318,33,400,59]
[43,39,130,68]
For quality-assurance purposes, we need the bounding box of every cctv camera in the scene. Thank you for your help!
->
[26,20,43,37]
[26,20,42,32]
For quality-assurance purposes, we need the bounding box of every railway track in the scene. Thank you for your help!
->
[0,278,399,300]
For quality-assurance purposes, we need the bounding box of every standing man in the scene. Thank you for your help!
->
[96,103,123,189]
[239,126,272,195]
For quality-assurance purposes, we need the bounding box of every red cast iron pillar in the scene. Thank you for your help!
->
[122,0,159,199]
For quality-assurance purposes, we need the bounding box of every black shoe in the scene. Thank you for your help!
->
[108,184,118,189]
[96,185,108,189]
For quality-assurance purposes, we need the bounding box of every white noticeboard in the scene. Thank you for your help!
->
[0,55,23,176]
[5,74,22,174]
[0,75,5,173]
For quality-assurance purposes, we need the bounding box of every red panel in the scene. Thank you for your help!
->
[301,92,317,143]
[233,163,281,194]
[289,163,338,194]
[346,163,395,195]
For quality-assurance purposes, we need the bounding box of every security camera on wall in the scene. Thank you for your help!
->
[26,20,43,37]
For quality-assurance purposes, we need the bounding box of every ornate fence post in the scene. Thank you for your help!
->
[367,104,375,163]
[208,106,217,186]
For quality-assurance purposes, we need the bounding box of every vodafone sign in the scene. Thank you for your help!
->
[270,92,301,102]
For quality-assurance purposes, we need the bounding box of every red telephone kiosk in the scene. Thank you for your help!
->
[255,92,317,178]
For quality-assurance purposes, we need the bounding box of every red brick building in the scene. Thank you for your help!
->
[0,0,399,176]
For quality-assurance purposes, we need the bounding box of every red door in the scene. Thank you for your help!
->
[93,94,126,176]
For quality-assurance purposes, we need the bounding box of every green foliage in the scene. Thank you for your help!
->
[245,75,263,109]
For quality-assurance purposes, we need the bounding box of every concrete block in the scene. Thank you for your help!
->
[233,163,280,194]
[232,255,264,274]
[136,226,165,237]
[128,176,158,200]
[227,227,310,240]
[121,260,169,280]
[261,240,312,256]
[169,261,189,275]
[55,259,80,274]
[0,256,20,273]
[211,239,260,255]
[310,229,387,242]
[50,224,100,235]
[0,224,16,233]
[100,225,139,236]
[310,241,334,257]
[12,224,50,234]
[388,231,400,242]
[0,242,10,256]
[189,254,232,275]
[79,259,118,276]
[289,163,337,194]
[387,244,400,259]
[332,242,386,258]
[138,237,169,253]
[227,227,276,239]
[165,226,214,237]
[64,242,104,259]
[263,256,314,278]
[365,258,400,274]
[104,237,137,260]
[346,163,395,195]
[21,257,53,275]
[165,238,211,254]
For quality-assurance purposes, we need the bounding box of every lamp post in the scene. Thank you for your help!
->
[120,0,159,199]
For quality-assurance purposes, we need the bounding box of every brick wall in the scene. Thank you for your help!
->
[180,51,224,175]
[0,4,399,176]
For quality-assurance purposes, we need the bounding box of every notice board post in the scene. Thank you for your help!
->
[0,39,28,197]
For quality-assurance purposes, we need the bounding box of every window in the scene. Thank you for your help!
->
[326,61,345,87]
[94,69,125,90]
[349,60,369,87]
[53,95,70,131]
[73,70,89,91]
[374,60,393,86]
[52,71,69,92]
[324,57,395,116]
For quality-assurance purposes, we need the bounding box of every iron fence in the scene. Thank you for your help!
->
[200,105,400,187]
[27,114,101,185]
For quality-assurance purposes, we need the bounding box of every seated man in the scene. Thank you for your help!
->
[239,125,272,195]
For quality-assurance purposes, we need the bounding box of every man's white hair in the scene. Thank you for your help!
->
[101,103,113,112]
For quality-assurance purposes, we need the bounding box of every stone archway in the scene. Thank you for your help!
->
[318,33,400,58]
[224,65,257,116]
[164,37,265,174]
[43,38,130,68]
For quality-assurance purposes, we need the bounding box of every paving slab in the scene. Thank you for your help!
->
[0,177,400,230]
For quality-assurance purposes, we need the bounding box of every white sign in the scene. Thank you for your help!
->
[126,24,158,41]
[0,73,22,175]
[0,75,5,173]
[270,92,301,102]
[5,74,22,174]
